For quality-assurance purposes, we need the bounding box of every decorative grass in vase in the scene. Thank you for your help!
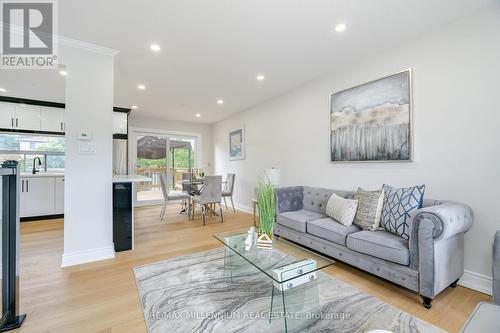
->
[257,180,276,249]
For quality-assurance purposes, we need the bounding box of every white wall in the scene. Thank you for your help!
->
[213,7,500,287]
[60,45,115,267]
[129,115,214,174]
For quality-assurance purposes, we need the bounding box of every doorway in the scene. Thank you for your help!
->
[129,128,200,206]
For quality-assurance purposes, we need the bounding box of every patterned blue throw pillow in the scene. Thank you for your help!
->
[381,184,425,240]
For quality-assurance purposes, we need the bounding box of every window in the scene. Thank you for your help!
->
[0,133,65,172]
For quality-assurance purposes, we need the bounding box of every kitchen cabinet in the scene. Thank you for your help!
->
[113,112,128,134]
[1,100,128,134]
[14,104,41,131]
[0,102,17,129]
[20,175,64,218]
[41,106,65,132]
[54,177,65,214]
[0,101,65,132]
[20,177,56,218]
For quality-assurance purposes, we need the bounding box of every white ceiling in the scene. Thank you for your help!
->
[0,0,496,123]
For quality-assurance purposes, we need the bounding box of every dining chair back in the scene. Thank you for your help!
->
[222,173,236,212]
[182,172,192,192]
[198,176,222,204]
[191,175,223,225]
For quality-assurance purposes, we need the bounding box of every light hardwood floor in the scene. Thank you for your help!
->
[17,204,490,333]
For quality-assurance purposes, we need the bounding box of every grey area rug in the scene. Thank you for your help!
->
[133,248,445,333]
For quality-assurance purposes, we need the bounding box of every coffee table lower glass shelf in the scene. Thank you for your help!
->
[213,229,335,332]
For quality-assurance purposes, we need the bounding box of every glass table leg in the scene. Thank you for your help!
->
[268,285,289,332]
[223,247,233,283]
[282,287,288,333]
[268,278,320,332]
[269,285,275,324]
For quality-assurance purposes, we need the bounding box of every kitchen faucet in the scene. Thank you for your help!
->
[32,157,42,174]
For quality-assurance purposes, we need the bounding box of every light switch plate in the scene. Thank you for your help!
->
[78,143,96,154]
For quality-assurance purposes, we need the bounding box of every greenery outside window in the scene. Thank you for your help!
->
[0,133,65,173]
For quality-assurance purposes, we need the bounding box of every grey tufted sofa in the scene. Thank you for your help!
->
[274,186,474,308]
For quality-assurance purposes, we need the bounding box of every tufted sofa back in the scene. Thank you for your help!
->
[302,186,356,214]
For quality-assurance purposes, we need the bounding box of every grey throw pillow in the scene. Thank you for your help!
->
[353,188,384,231]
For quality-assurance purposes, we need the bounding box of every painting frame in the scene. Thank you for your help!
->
[329,69,413,163]
[228,127,245,161]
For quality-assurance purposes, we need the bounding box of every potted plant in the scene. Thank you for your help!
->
[256,180,276,249]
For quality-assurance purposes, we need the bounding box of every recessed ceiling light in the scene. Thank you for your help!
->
[256,74,265,81]
[0,88,6,93]
[335,23,347,33]
[59,70,68,76]
[150,44,161,52]
[137,84,146,90]
[195,113,201,118]
[131,105,138,109]
[217,99,224,105]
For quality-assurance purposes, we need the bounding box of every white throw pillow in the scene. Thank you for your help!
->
[325,193,358,226]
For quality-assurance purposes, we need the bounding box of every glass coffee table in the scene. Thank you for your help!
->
[213,229,335,332]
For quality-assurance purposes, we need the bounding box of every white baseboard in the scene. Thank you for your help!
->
[233,202,253,214]
[458,270,492,295]
[61,245,115,267]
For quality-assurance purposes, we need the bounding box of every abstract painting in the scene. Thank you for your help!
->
[228,127,245,160]
[330,70,412,162]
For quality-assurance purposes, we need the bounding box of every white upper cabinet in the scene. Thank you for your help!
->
[0,102,17,129]
[113,112,128,134]
[41,106,65,132]
[15,104,41,130]
[0,101,66,132]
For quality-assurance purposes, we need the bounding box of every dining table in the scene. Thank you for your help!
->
[181,177,224,218]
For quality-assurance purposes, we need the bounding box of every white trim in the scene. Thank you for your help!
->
[128,126,203,206]
[129,126,202,172]
[58,36,119,56]
[61,245,115,267]
[459,270,493,295]
[234,202,253,214]
[0,25,119,57]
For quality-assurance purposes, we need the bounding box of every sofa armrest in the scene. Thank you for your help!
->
[409,201,474,299]
[275,186,303,214]
[411,201,474,240]
[493,231,500,304]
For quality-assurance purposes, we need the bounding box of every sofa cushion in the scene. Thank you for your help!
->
[307,217,361,246]
[276,209,325,233]
[346,230,410,265]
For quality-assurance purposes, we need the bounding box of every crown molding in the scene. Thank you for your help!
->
[58,36,119,57]
[0,24,119,57]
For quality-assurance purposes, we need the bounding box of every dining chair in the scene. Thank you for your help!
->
[222,173,235,213]
[191,175,223,225]
[159,174,169,221]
